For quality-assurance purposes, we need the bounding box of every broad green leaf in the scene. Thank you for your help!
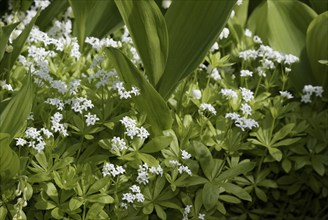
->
[36,0,69,31]
[0,76,33,180]
[255,187,267,202]
[87,177,109,195]
[0,22,19,62]
[143,203,154,215]
[221,182,252,201]
[306,12,328,89]
[268,147,282,161]
[140,136,172,153]
[219,195,241,204]
[153,176,166,199]
[35,200,57,210]
[69,0,122,49]
[203,182,220,211]
[69,197,83,211]
[0,11,40,77]
[190,141,214,180]
[174,175,208,187]
[45,182,59,204]
[154,205,167,220]
[157,0,236,99]
[106,47,172,135]
[86,203,104,220]
[233,0,249,27]
[311,157,325,176]
[215,162,255,183]
[51,207,64,219]
[87,194,114,204]
[114,0,168,85]
[271,137,302,147]
[248,0,317,90]
[0,206,8,220]
[282,159,292,173]
[137,153,159,167]
[270,123,295,145]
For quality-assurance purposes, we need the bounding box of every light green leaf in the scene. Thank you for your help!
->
[282,159,292,173]
[219,195,241,204]
[272,138,302,147]
[157,0,236,99]
[0,11,40,77]
[137,153,159,167]
[114,0,168,85]
[36,0,69,31]
[69,197,83,211]
[248,0,317,90]
[140,136,172,153]
[221,182,252,201]
[51,207,64,219]
[69,0,122,49]
[203,182,220,210]
[306,11,328,89]
[87,178,109,196]
[0,206,8,220]
[106,47,172,135]
[45,182,59,204]
[0,22,19,62]
[35,200,57,210]
[270,123,295,145]
[268,147,282,161]
[87,194,114,204]
[255,187,267,202]
[215,162,255,183]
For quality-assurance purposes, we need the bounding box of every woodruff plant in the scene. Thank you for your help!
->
[0,0,327,219]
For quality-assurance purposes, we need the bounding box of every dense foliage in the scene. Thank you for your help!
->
[0,0,327,220]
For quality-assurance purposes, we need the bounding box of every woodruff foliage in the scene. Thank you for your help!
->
[0,0,327,219]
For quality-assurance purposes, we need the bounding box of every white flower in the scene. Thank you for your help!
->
[16,138,27,146]
[25,127,41,139]
[253,35,263,44]
[45,98,65,110]
[192,89,202,100]
[220,89,238,99]
[111,137,127,152]
[240,103,252,116]
[210,68,221,80]
[149,165,163,176]
[162,0,172,9]
[199,103,216,115]
[169,160,181,167]
[240,87,254,102]
[245,29,252,37]
[102,163,125,177]
[239,50,258,60]
[41,128,53,139]
[181,150,192,160]
[219,28,230,40]
[301,93,312,103]
[236,0,243,5]
[240,70,253,77]
[225,112,241,121]
[122,193,135,203]
[210,42,219,51]
[183,205,193,220]
[279,91,293,99]
[178,165,192,176]
[130,185,141,193]
[50,80,67,94]
[135,193,145,202]
[84,113,99,126]
[137,164,149,185]
[198,213,205,220]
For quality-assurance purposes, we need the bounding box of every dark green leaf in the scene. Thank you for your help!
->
[87,178,109,195]
[140,136,172,153]
[221,182,252,201]
[154,205,167,220]
[157,0,236,99]
[203,182,220,210]
[106,47,172,135]
[0,22,19,62]
[215,162,255,183]
[114,0,168,85]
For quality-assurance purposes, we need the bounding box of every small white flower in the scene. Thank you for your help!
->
[130,185,141,193]
[178,165,192,176]
[111,137,127,151]
[84,113,99,126]
[240,87,254,102]
[279,91,293,99]
[219,28,230,40]
[181,150,192,160]
[240,70,253,77]
[198,213,205,220]
[192,89,202,100]
[245,29,252,37]
[240,103,252,116]
[210,68,221,80]
[122,193,135,203]
[137,164,149,185]
[16,138,27,146]
[236,0,243,5]
[301,93,312,103]
[253,35,263,44]
[169,160,181,167]
[162,0,172,9]
[199,103,216,115]
[220,88,238,99]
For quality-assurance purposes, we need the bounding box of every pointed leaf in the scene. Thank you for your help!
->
[221,182,252,201]
[306,11,328,89]
[157,0,236,99]
[215,162,255,183]
[114,0,168,85]
[106,47,172,135]
[203,182,220,210]
[268,147,282,161]
[69,0,122,49]
[0,22,19,62]
[140,136,172,153]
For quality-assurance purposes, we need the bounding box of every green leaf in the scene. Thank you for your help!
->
[157,0,236,99]
[190,141,214,180]
[0,206,8,220]
[270,123,295,145]
[248,0,317,90]
[311,157,325,176]
[154,205,167,220]
[87,178,109,195]
[69,197,83,211]
[268,147,282,161]
[309,0,328,14]
[203,182,220,210]
[255,187,267,202]
[87,194,114,204]
[0,22,19,62]
[51,207,64,219]
[85,203,104,220]
[219,195,241,204]
[215,162,255,182]
[174,175,208,187]
[221,182,252,201]
[35,200,57,210]
[0,136,20,181]
[114,0,168,85]
[140,136,172,153]
[143,203,154,215]
[137,153,159,167]
[0,11,40,77]
[69,0,122,49]
[106,47,172,135]
[272,138,302,147]
[282,159,292,173]
[306,11,328,89]
[45,182,59,204]
[153,176,166,199]
[36,0,69,31]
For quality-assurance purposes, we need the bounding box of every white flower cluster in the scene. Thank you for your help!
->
[88,69,118,89]
[84,113,99,126]
[66,97,94,114]
[0,80,13,91]
[191,89,202,100]
[199,103,217,115]
[50,112,68,136]
[301,85,324,103]
[111,137,128,152]
[85,36,122,50]
[121,185,145,209]
[45,98,65,110]
[120,116,149,139]
[220,88,238,99]
[225,112,259,131]
[181,150,192,160]
[16,127,53,153]
[279,91,294,99]
[102,162,125,177]
[182,205,192,220]
[219,28,230,40]
[240,87,254,102]
[210,68,221,80]
[240,69,253,77]
[112,81,140,99]
[169,160,192,176]
[136,163,163,185]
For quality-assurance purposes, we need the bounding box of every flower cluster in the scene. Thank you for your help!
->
[136,163,163,185]
[112,81,140,99]
[301,85,324,103]
[199,103,217,116]
[121,185,145,208]
[50,112,68,136]
[169,160,192,176]
[16,127,53,153]
[102,163,126,177]
[225,112,259,131]
[120,116,149,139]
